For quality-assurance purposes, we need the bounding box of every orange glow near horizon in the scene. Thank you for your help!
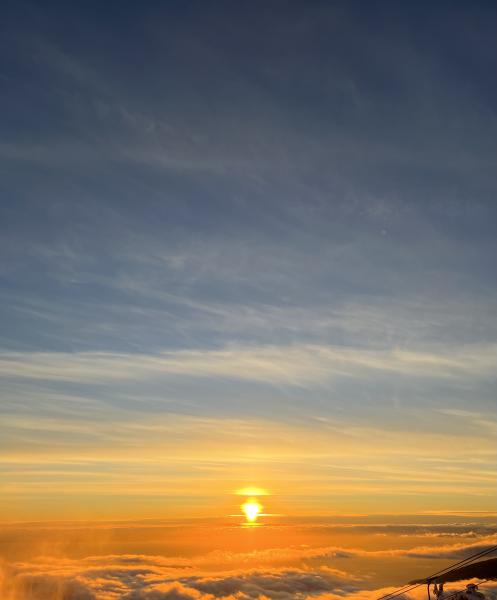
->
[236,487,269,496]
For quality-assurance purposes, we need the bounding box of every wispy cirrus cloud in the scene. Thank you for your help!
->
[0,343,496,387]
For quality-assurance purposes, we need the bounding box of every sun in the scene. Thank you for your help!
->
[241,498,262,523]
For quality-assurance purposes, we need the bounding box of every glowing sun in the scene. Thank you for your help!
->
[241,498,262,522]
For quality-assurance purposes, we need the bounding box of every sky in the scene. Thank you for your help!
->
[0,1,496,597]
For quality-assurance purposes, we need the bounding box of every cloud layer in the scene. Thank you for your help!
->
[2,529,497,600]
[1,342,496,387]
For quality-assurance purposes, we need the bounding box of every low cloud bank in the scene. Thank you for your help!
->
[2,565,497,600]
[0,564,359,600]
[2,537,497,600]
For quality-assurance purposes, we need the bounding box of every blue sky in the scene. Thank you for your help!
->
[0,0,496,518]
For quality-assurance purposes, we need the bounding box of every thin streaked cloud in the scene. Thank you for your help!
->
[1,343,496,386]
